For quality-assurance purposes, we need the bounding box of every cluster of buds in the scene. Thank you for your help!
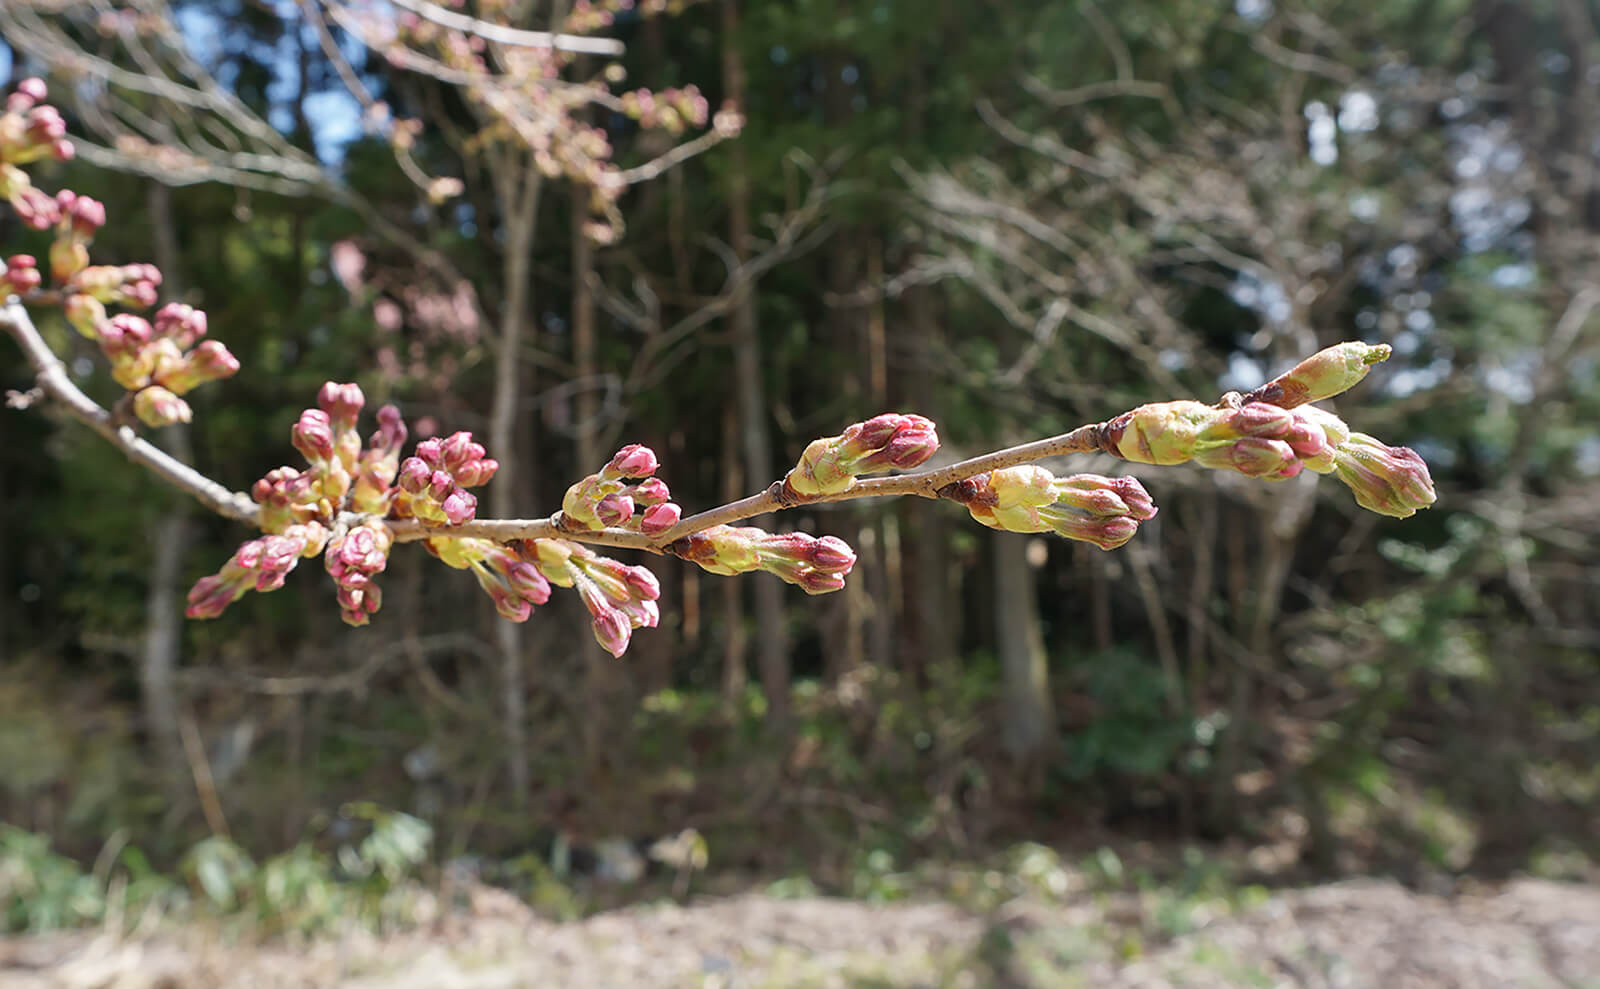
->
[324,521,394,626]
[426,536,554,622]
[86,305,239,426]
[1,79,238,428]
[0,79,74,231]
[618,85,711,137]
[396,431,498,525]
[524,539,661,657]
[191,384,414,625]
[949,468,1158,551]
[1101,343,1436,518]
[186,523,328,619]
[1,78,72,165]
[1295,406,1437,519]
[561,444,682,536]
[784,413,939,498]
[670,526,857,595]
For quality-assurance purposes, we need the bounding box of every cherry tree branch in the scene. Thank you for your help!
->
[4,292,1113,554]
[1,297,259,523]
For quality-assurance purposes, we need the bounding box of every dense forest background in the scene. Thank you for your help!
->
[1,0,1596,922]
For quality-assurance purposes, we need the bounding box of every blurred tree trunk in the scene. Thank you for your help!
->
[573,186,626,771]
[895,285,950,681]
[723,0,790,727]
[719,405,748,702]
[490,160,542,808]
[994,532,1054,761]
[141,179,191,779]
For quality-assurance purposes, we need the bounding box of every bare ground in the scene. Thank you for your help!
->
[2,877,1596,988]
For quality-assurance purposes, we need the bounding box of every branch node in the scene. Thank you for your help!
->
[5,386,43,410]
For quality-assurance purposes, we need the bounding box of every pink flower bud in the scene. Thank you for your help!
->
[441,488,477,525]
[786,413,941,496]
[808,536,856,574]
[1195,436,1302,479]
[292,409,336,463]
[414,437,444,467]
[624,564,661,600]
[438,431,480,471]
[798,571,847,595]
[133,385,191,427]
[1,254,41,296]
[6,177,59,230]
[154,302,208,347]
[317,381,365,431]
[60,193,105,238]
[632,477,671,505]
[607,443,659,478]
[596,492,634,527]
[1331,433,1437,518]
[397,457,430,494]
[591,608,632,657]
[640,502,680,536]
[16,78,47,104]
[427,469,455,502]
[456,457,498,487]
[505,561,553,604]
[492,588,533,622]
[370,404,408,457]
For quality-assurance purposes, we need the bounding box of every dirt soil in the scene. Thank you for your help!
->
[1,877,1596,988]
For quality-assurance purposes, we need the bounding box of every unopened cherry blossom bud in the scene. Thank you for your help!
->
[1037,508,1141,551]
[397,456,430,494]
[810,536,856,573]
[153,302,207,347]
[1,165,59,229]
[596,492,634,527]
[456,457,498,488]
[607,443,660,479]
[592,607,632,658]
[1252,341,1392,409]
[292,409,336,464]
[505,560,553,604]
[96,315,149,372]
[1,254,40,296]
[48,237,88,283]
[133,385,191,427]
[1195,436,1302,480]
[786,413,940,497]
[441,488,477,525]
[57,192,105,239]
[370,404,407,458]
[438,431,480,471]
[1331,433,1437,518]
[317,381,365,432]
[632,477,671,505]
[414,436,443,467]
[1102,400,1215,465]
[641,503,680,536]
[161,340,239,394]
[63,293,105,337]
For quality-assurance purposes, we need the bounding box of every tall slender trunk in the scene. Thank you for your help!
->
[723,0,790,726]
[572,188,626,770]
[491,162,542,808]
[142,180,190,779]
[994,533,1054,762]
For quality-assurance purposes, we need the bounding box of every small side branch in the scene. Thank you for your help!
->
[1,297,259,524]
